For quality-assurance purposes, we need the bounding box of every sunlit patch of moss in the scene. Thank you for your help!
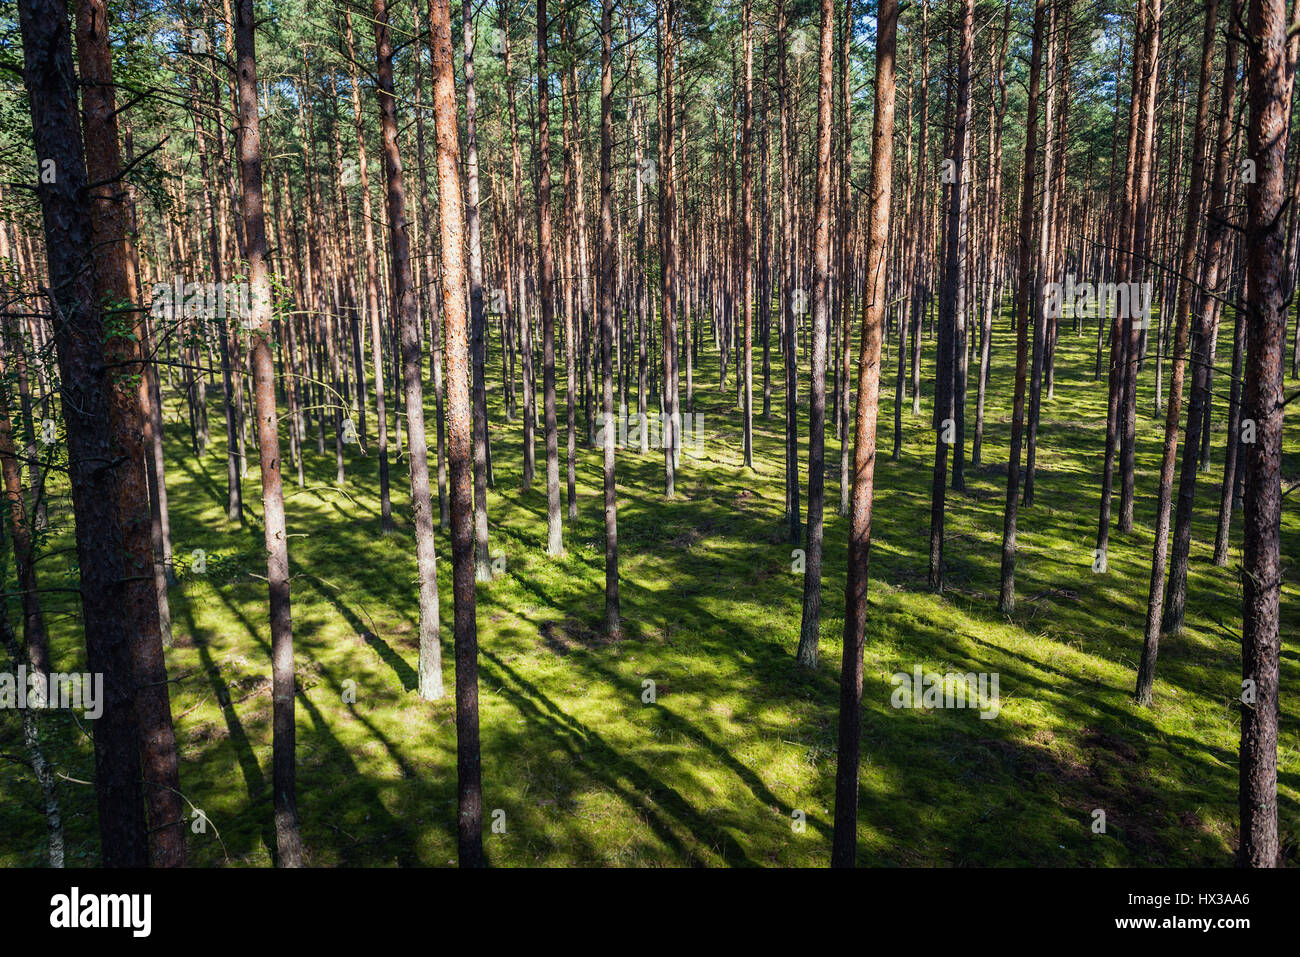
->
[1,309,1295,867]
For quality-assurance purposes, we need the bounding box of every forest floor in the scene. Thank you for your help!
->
[2,311,1298,866]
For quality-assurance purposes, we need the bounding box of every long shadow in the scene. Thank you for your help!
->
[173,450,256,529]
[177,600,273,861]
[481,647,758,866]
[205,564,438,862]
[297,572,418,692]
[151,321,1294,867]
[295,690,422,866]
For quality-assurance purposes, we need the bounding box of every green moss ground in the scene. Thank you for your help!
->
[2,309,1297,866]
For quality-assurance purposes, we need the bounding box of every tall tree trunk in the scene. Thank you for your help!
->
[501,3,535,486]
[659,0,680,498]
[1135,0,1218,706]
[910,0,930,421]
[1167,10,1241,620]
[76,0,185,867]
[793,0,836,669]
[373,0,444,702]
[232,0,304,866]
[1237,0,1290,868]
[997,0,1045,614]
[428,0,484,868]
[409,0,448,530]
[1214,299,1247,565]
[560,41,579,522]
[1098,0,1150,557]
[538,0,563,554]
[18,0,149,868]
[0,348,49,677]
[928,0,973,593]
[1023,2,1059,508]
[832,0,897,867]
[741,0,754,470]
[345,10,394,534]
[778,0,800,544]
[1118,0,1164,532]
[837,0,854,515]
[463,0,493,582]
[600,0,621,639]
[973,2,1012,470]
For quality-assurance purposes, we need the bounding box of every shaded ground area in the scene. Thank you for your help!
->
[2,313,1297,866]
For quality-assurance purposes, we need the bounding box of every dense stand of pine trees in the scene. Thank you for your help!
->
[0,0,1294,867]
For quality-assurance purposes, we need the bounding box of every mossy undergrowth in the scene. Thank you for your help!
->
[2,310,1296,866]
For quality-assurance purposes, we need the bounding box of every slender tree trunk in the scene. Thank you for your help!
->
[794,0,836,669]
[539,0,563,554]
[428,0,485,868]
[1023,2,1059,508]
[998,0,1045,614]
[659,0,680,499]
[501,3,535,486]
[837,0,854,514]
[928,0,973,593]
[1214,299,1247,565]
[0,605,63,865]
[232,0,304,866]
[410,2,448,530]
[832,0,897,867]
[1135,0,1218,707]
[462,0,493,581]
[778,0,800,544]
[0,349,49,676]
[1098,0,1150,556]
[345,10,394,534]
[741,0,754,470]
[599,0,621,638]
[973,6,1010,470]
[560,42,579,522]
[1168,12,1240,619]
[372,0,444,702]
[1118,0,1164,532]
